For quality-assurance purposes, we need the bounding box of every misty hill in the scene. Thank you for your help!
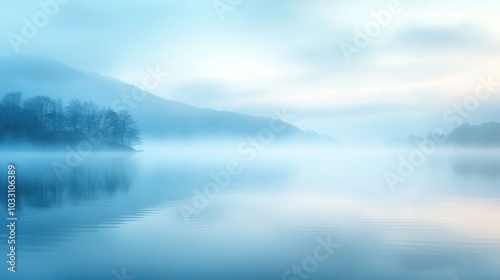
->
[446,122,500,147]
[0,55,316,140]
[395,122,500,147]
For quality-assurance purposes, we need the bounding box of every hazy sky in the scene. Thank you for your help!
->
[1,0,500,142]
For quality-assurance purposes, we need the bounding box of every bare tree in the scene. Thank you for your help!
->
[23,96,53,131]
[100,108,120,143]
[82,101,102,133]
[1,92,22,130]
[66,99,83,133]
[117,109,141,146]
[47,98,65,132]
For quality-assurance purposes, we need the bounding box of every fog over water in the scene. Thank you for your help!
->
[1,0,500,279]
[1,142,499,280]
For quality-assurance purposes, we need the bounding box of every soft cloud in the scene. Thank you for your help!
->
[1,0,499,140]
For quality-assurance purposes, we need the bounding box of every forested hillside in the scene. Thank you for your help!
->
[0,92,141,148]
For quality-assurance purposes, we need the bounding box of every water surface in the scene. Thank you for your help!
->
[0,146,499,280]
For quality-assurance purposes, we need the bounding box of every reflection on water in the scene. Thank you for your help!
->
[15,153,135,208]
[0,147,499,280]
[450,150,500,180]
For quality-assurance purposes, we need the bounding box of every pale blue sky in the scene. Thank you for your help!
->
[1,0,500,141]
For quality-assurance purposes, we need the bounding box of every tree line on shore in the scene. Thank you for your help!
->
[0,92,141,147]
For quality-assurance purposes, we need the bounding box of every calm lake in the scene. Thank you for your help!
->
[1,144,499,280]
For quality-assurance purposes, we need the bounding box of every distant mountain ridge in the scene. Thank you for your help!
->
[0,55,317,140]
[446,122,500,147]
[394,122,500,147]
